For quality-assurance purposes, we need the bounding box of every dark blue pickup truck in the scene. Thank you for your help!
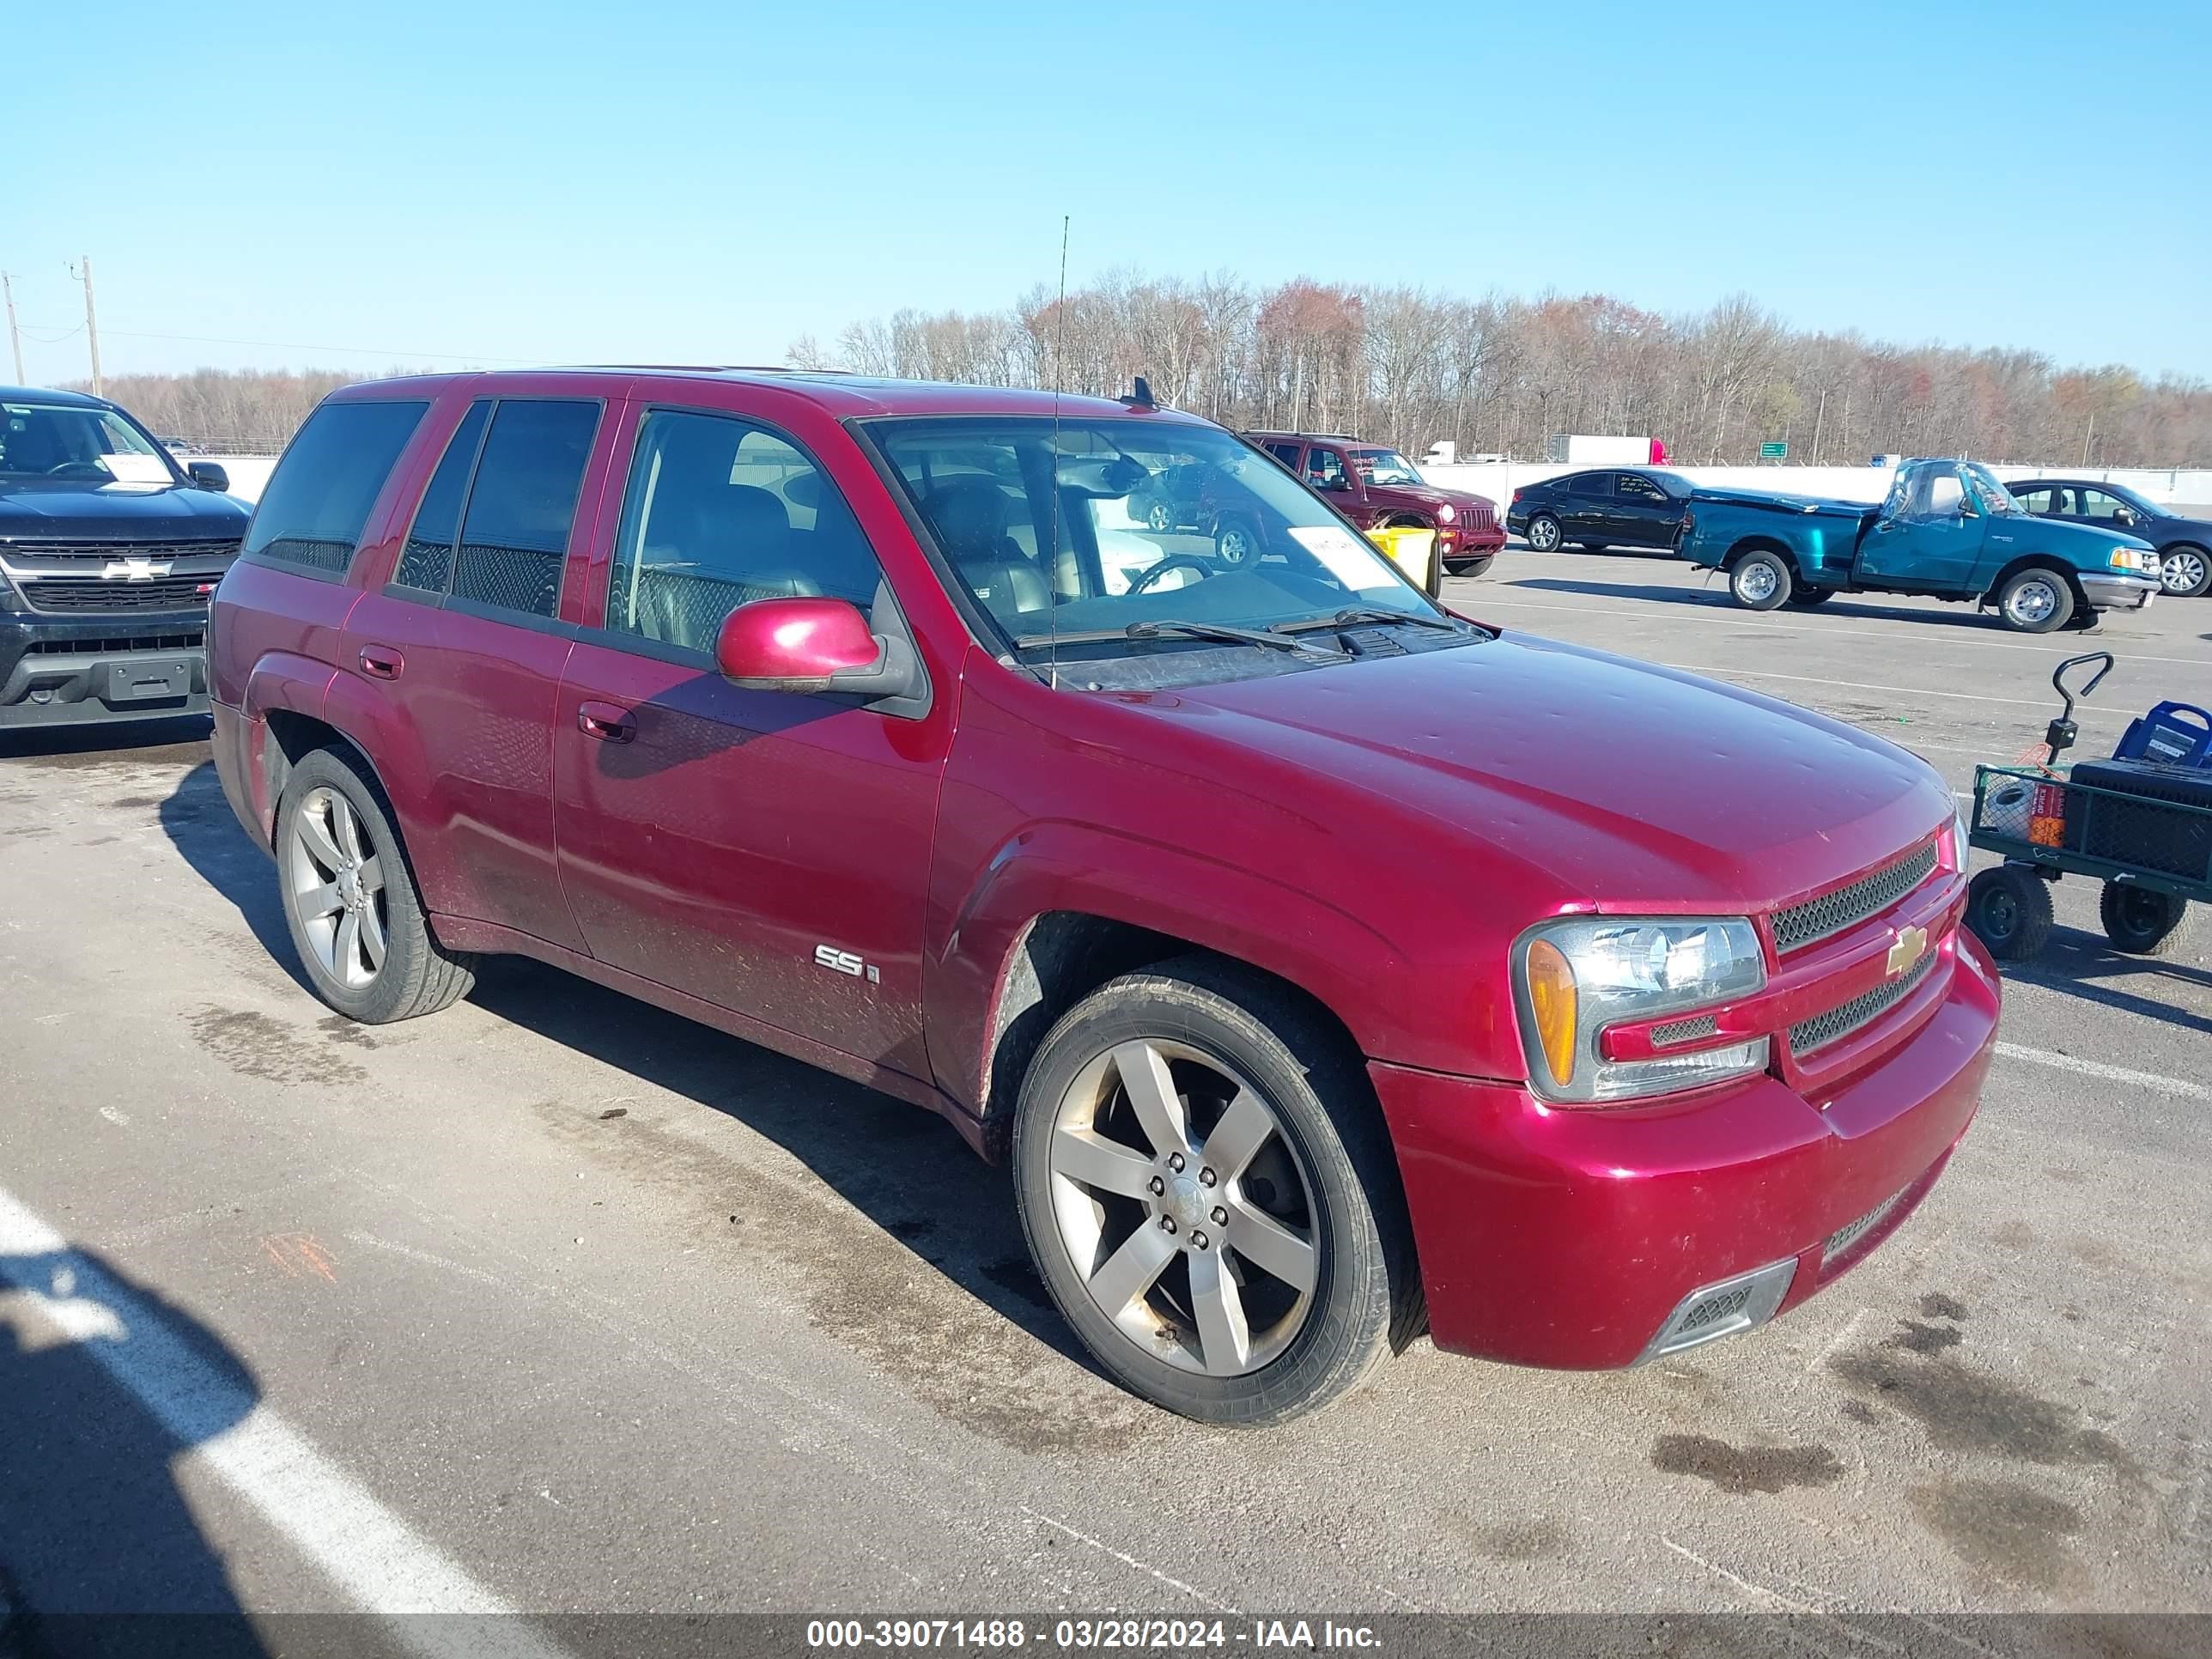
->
[1680,458,2163,633]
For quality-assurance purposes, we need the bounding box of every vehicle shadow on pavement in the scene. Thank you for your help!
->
[0,1239,271,1656]
[462,959,1109,1377]
[158,763,317,999]
[0,714,212,768]
[2007,929,2212,1038]
[1505,576,2039,632]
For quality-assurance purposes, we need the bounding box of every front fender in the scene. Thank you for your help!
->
[927,820,1422,1121]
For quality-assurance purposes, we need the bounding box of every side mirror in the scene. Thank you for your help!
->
[2114,507,2136,526]
[714,596,922,699]
[186,461,230,492]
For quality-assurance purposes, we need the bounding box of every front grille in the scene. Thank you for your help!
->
[1790,949,1938,1055]
[1771,842,1938,953]
[24,631,204,656]
[1825,1186,1907,1261]
[18,576,215,614]
[0,538,240,567]
[1465,503,1496,529]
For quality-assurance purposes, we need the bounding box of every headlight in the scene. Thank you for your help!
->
[2109,548,2157,574]
[1512,917,1768,1104]
[1436,502,1457,523]
[1948,798,1972,869]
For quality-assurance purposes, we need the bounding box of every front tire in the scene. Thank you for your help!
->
[1214,519,1261,568]
[1996,568,2075,634]
[276,747,477,1023]
[1443,554,1494,580]
[2160,546,2210,599]
[1729,550,1793,611]
[1012,959,1414,1426]
[1525,514,1562,552]
[1966,865,2055,962]
[2100,883,2191,957]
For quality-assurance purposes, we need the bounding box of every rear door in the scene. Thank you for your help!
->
[551,401,951,1077]
[1560,472,1613,541]
[338,392,613,952]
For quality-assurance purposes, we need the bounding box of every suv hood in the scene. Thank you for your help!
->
[1387,483,1495,512]
[0,479,250,544]
[1160,635,1950,912]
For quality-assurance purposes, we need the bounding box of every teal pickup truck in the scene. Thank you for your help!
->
[1680,458,2163,633]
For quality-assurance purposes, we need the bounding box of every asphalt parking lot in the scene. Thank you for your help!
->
[2,548,2208,1642]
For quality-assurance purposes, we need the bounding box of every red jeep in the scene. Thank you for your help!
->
[210,369,1995,1425]
[1245,431,1506,578]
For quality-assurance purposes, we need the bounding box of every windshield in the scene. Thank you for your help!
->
[1348,447,1425,486]
[0,401,175,484]
[1961,462,2025,515]
[866,417,1442,660]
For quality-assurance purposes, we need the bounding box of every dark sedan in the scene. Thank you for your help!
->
[2006,478,2211,598]
[1506,468,1693,554]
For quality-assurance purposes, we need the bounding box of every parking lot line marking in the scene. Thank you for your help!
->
[1479,594,2212,669]
[0,1185,571,1658]
[1020,1506,1240,1613]
[1656,663,2135,718]
[1993,1042,2209,1101]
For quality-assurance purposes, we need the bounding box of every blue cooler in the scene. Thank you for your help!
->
[2113,702,2212,769]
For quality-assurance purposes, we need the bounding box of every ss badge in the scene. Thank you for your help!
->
[814,945,879,984]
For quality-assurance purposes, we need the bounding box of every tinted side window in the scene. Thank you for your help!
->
[1571,472,1611,496]
[1617,473,1667,501]
[395,400,490,593]
[1264,441,1302,470]
[603,410,884,655]
[2011,485,2056,514]
[450,400,600,619]
[244,401,428,574]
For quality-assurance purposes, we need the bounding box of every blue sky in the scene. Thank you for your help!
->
[9,0,2207,385]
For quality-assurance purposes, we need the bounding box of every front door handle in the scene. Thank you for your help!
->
[359,646,403,680]
[576,701,636,743]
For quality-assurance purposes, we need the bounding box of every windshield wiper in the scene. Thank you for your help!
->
[1124,619,1349,659]
[1272,605,1473,636]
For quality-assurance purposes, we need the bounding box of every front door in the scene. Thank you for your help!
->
[1856,461,1987,590]
[1612,471,1675,547]
[551,404,948,1078]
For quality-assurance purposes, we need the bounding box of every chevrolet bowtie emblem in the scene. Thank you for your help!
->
[1887,924,1929,978]
[101,558,172,581]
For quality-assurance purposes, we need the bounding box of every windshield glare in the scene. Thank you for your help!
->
[1962,462,2024,514]
[0,402,172,483]
[868,418,1437,656]
[1349,447,1424,486]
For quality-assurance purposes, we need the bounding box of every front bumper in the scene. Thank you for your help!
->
[1370,929,1999,1370]
[0,610,210,727]
[2078,572,2159,611]
[1439,523,1507,562]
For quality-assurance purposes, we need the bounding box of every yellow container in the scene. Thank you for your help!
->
[1365,525,1437,592]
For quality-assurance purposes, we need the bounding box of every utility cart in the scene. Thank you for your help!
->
[1963,653,2210,962]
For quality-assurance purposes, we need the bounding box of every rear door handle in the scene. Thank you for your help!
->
[576,701,636,743]
[359,646,403,680]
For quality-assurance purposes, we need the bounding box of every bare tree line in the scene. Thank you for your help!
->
[58,280,2212,469]
[791,275,2212,468]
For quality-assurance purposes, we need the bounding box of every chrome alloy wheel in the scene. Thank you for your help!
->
[2163,548,2207,595]
[285,786,387,989]
[1046,1039,1318,1377]
[1527,515,1561,551]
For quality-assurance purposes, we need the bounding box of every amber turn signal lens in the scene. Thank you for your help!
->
[1525,938,1579,1089]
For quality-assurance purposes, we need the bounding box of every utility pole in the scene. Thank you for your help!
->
[2081,410,2094,467]
[76,256,103,397]
[1811,387,1827,466]
[2,272,22,385]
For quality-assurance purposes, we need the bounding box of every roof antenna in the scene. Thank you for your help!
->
[1048,214,1069,691]
[1117,375,1155,410]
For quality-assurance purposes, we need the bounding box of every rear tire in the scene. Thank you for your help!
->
[275,747,477,1024]
[2099,883,2191,957]
[1214,519,1261,568]
[1966,865,2055,962]
[1011,957,1415,1426]
[1729,550,1793,611]
[1996,568,2075,634]
[1526,514,1562,552]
